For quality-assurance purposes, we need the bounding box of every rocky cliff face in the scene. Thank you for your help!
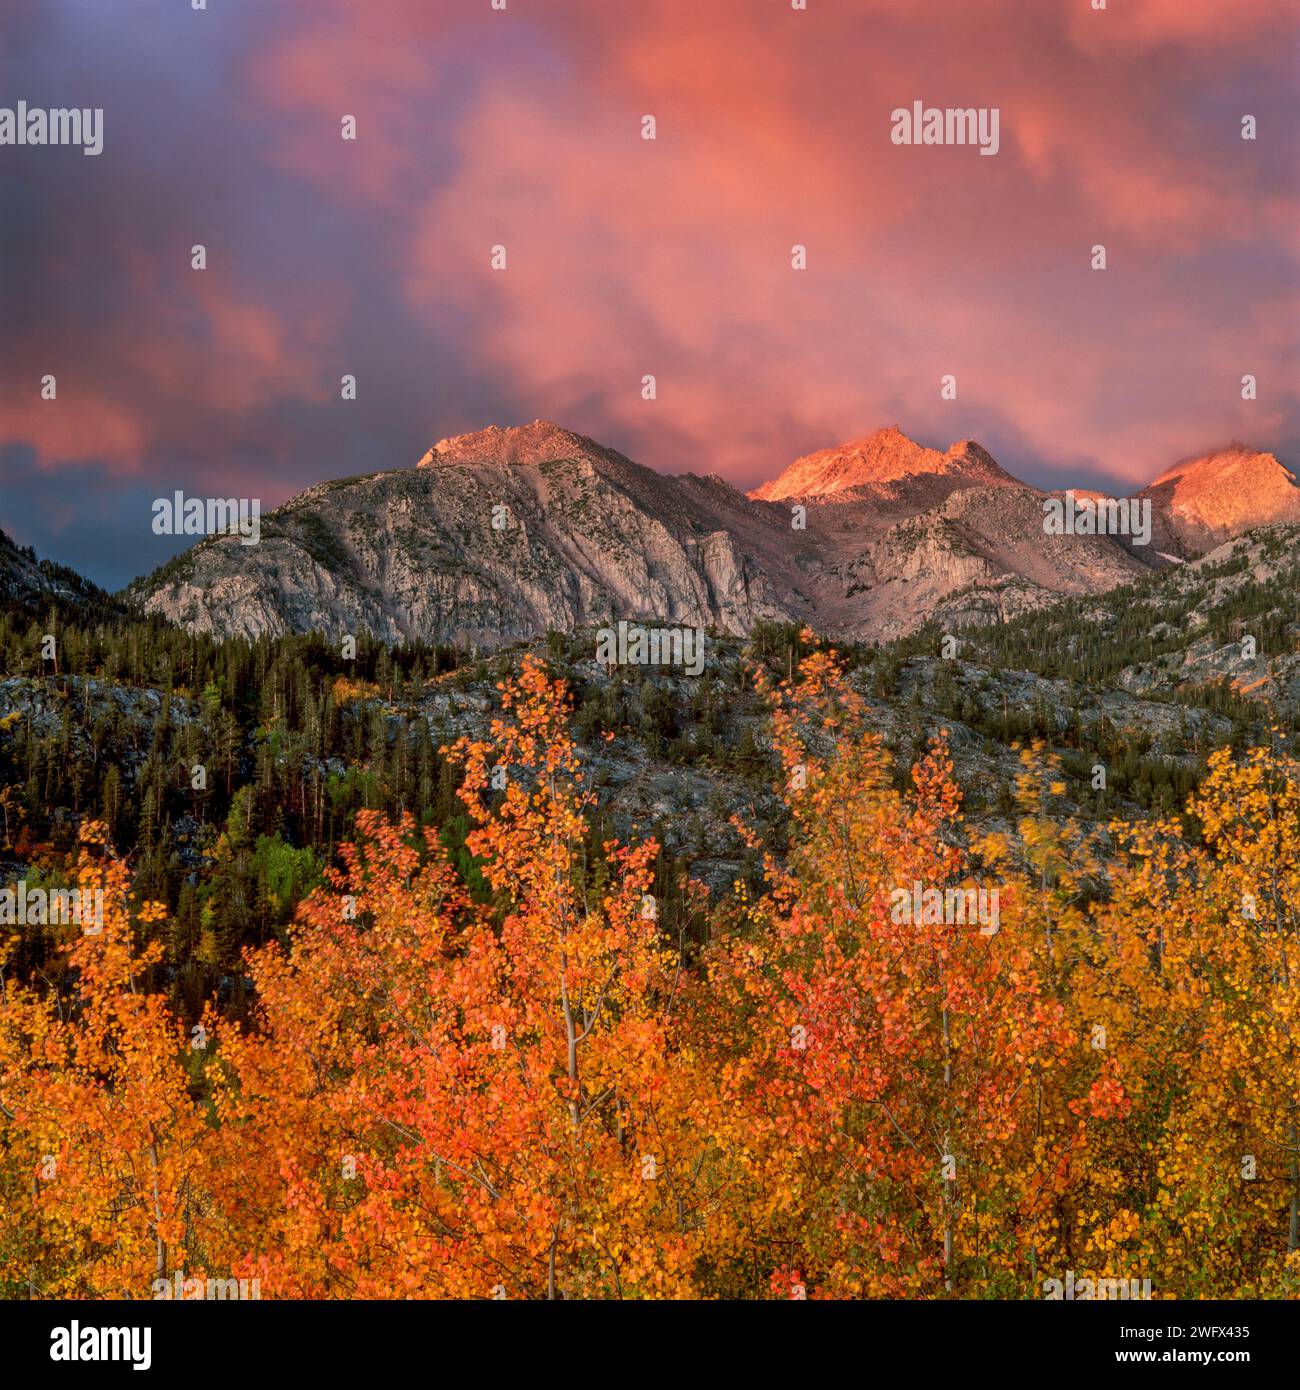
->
[819,484,1159,640]
[128,425,806,644]
[127,421,1294,649]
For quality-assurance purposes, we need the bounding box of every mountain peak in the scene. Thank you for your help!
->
[417,420,611,469]
[1146,442,1295,492]
[1140,444,1300,551]
[127,413,1295,654]
[749,427,1018,502]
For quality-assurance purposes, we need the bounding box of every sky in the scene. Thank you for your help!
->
[1,0,1297,589]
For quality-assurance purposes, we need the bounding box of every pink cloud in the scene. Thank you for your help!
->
[6,0,1295,501]
[0,256,345,478]
[380,1,1296,483]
